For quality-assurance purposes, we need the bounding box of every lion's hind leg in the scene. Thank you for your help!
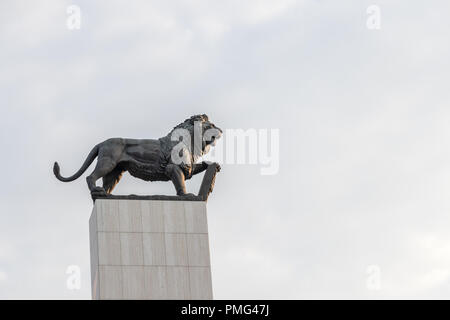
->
[102,167,124,194]
[86,157,118,195]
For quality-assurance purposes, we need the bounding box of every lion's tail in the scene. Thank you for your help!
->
[53,144,100,182]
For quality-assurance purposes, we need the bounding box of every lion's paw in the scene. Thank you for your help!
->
[179,193,196,197]
[91,187,107,196]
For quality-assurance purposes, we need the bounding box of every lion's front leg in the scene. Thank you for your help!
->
[191,162,208,176]
[165,164,193,196]
[192,161,221,176]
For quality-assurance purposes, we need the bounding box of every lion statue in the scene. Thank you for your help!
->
[53,114,222,196]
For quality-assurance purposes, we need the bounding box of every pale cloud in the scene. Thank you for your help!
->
[369,232,450,298]
[0,271,8,282]
[236,0,299,24]
[0,0,68,49]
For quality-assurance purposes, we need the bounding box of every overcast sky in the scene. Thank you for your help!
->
[1,0,450,299]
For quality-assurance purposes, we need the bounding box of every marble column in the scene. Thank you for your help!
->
[89,199,213,299]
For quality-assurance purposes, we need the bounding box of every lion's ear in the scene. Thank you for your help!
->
[188,115,198,123]
[190,114,208,123]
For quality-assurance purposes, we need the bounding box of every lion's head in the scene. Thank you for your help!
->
[168,114,222,161]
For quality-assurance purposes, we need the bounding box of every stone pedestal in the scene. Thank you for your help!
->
[89,199,213,300]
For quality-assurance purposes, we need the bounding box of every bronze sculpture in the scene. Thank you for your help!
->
[53,114,221,200]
